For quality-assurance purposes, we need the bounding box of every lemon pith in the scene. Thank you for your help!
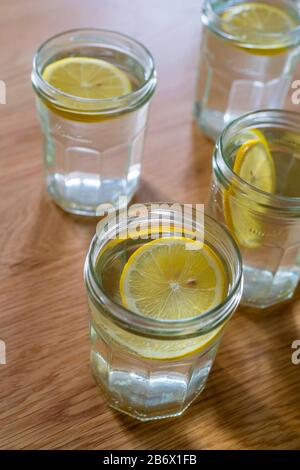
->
[224,129,276,248]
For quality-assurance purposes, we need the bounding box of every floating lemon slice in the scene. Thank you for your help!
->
[93,237,227,360]
[120,237,227,319]
[221,2,298,55]
[42,57,132,112]
[224,129,276,248]
[233,130,275,193]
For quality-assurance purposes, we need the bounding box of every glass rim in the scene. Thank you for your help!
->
[218,109,300,210]
[203,0,300,48]
[84,205,243,339]
[31,28,157,114]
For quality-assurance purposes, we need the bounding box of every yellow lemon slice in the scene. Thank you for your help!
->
[94,236,228,360]
[89,293,226,360]
[233,130,275,193]
[224,129,276,248]
[221,2,298,55]
[120,237,227,319]
[42,57,132,110]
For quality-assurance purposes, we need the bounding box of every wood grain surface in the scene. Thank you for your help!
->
[1,0,300,450]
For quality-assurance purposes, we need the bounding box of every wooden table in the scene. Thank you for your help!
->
[1,0,300,450]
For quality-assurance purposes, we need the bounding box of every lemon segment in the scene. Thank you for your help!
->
[120,237,227,320]
[42,57,132,111]
[224,129,276,248]
[221,2,298,55]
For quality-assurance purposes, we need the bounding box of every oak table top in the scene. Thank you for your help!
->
[1,0,300,450]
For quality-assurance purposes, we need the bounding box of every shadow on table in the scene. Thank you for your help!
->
[112,296,300,450]
[112,407,197,450]
[206,299,300,449]
[133,179,170,204]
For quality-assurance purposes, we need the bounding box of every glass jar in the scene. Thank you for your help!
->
[209,109,300,308]
[84,204,243,421]
[32,29,156,216]
[194,0,300,140]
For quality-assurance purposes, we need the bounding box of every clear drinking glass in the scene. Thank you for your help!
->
[84,204,243,420]
[194,0,300,140]
[31,29,156,216]
[209,109,300,308]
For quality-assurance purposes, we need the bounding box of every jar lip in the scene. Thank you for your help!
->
[84,206,243,338]
[218,109,300,210]
[203,0,300,48]
[31,28,157,114]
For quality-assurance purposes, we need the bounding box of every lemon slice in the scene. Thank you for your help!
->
[42,57,132,109]
[224,129,276,248]
[233,130,275,193]
[221,2,298,54]
[89,293,226,360]
[90,236,228,360]
[120,237,227,319]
